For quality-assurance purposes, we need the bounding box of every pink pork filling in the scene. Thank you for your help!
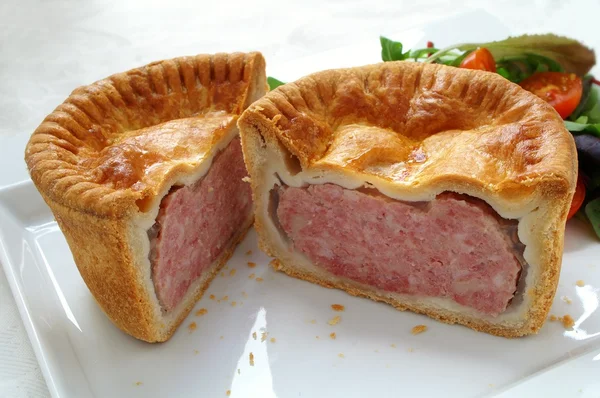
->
[276,184,524,316]
[149,138,252,311]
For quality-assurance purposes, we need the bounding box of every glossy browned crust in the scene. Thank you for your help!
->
[238,61,576,337]
[25,52,267,342]
[26,52,267,218]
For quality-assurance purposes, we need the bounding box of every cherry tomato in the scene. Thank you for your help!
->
[459,48,496,72]
[567,174,586,220]
[519,72,583,119]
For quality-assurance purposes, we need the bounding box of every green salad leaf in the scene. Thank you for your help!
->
[425,34,595,76]
[564,81,600,137]
[585,198,600,239]
[267,76,285,91]
[380,36,410,62]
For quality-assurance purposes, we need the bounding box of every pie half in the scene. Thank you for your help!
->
[238,61,577,337]
[25,52,267,342]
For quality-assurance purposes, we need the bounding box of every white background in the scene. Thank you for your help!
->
[1,0,599,396]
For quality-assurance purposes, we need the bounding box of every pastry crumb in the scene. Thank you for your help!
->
[561,314,575,329]
[220,335,224,339]
[327,315,341,326]
[561,296,573,304]
[270,337,276,343]
[220,271,225,277]
[231,301,237,307]
[195,308,208,316]
[229,269,237,277]
[407,347,414,353]
[209,294,216,300]
[411,325,428,335]
[316,335,320,339]
[550,314,575,329]
[247,262,256,268]
[249,273,256,279]
[249,352,255,366]
[338,353,345,358]
[256,277,264,282]
[242,291,248,297]
[330,332,336,340]
[390,344,396,348]
[193,349,199,355]
[269,259,278,267]
[188,322,197,332]
[222,295,229,301]
[576,280,585,287]
[246,250,252,255]
[135,381,143,386]
[309,319,317,324]
[261,332,268,342]
[252,331,257,340]
[331,304,345,312]
[489,384,494,388]
[226,390,231,396]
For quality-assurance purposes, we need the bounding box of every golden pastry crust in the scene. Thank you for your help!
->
[25,52,267,342]
[26,52,266,218]
[238,61,576,337]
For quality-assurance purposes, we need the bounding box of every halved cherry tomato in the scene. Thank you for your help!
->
[459,48,496,72]
[519,72,583,119]
[567,174,586,220]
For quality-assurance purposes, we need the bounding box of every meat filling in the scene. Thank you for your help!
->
[275,184,524,316]
[149,138,252,311]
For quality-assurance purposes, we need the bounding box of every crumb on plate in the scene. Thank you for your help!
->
[195,308,208,316]
[338,353,345,358]
[135,381,143,386]
[270,337,276,343]
[209,294,216,300]
[246,250,252,255]
[330,332,336,340]
[390,344,396,348]
[231,301,237,307]
[249,273,256,279]
[252,331,257,340]
[576,280,585,287]
[193,349,199,355]
[249,352,255,366]
[561,314,575,329]
[411,325,427,335]
[188,322,197,332]
[261,332,268,342]
[229,269,237,277]
[222,295,229,301]
[328,315,341,326]
[247,262,256,268]
[256,277,264,282]
[331,304,345,312]
[226,390,231,396]
[561,296,573,304]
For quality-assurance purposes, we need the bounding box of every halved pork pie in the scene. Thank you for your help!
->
[238,61,577,337]
[25,52,267,342]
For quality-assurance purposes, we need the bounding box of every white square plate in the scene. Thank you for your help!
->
[1,10,599,398]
